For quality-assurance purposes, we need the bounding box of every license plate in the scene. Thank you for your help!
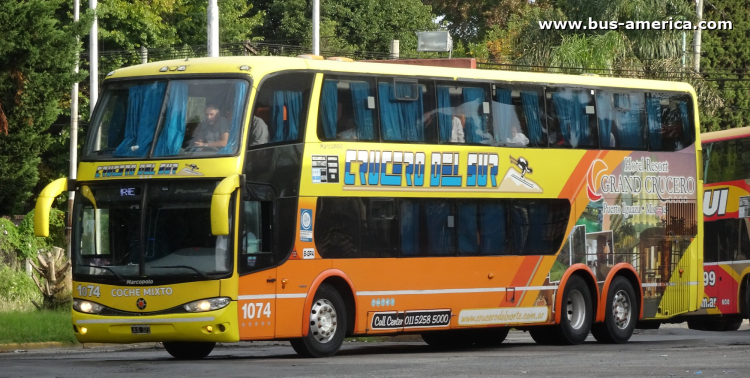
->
[131,325,151,334]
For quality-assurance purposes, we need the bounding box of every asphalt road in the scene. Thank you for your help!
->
[2,324,750,378]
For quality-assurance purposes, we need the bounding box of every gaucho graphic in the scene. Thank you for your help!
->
[498,155,543,193]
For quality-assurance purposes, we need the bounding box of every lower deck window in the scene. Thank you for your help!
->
[314,197,570,258]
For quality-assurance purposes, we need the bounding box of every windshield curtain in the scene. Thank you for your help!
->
[72,181,233,281]
[86,78,249,159]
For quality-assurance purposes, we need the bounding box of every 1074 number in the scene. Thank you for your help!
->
[241,302,271,319]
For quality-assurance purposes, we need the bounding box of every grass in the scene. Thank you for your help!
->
[0,310,77,344]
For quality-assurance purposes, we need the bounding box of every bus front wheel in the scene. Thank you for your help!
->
[163,341,215,360]
[556,275,593,344]
[591,276,637,343]
[290,283,347,358]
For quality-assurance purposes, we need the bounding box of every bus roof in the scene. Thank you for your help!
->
[702,126,750,143]
[108,56,696,95]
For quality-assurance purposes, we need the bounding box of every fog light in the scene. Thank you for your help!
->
[80,327,88,335]
[206,325,213,333]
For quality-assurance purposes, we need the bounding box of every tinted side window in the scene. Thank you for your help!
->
[492,86,547,147]
[252,72,314,147]
[361,198,400,258]
[512,199,570,255]
[547,88,598,149]
[594,90,647,150]
[646,93,694,151]
[318,76,378,142]
[704,139,750,183]
[457,200,511,256]
[239,200,274,273]
[314,197,360,258]
[400,200,456,256]
[434,83,493,145]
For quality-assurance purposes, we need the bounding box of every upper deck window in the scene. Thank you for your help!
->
[318,76,378,142]
[594,90,647,150]
[250,72,314,146]
[704,137,750,183]
[85,78,249,159]
[547,88,599,149]
[646,93,695,151]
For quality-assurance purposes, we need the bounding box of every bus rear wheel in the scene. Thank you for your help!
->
[592,277,637,344]
[163,341,215,360]
[290,283,347,358]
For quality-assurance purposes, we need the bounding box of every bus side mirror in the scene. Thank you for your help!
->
[34,178,68,237]
[211,174,240,235]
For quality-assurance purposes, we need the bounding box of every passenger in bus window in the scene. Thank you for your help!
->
[192,103,230,147]
[506,125,529,147]
[450,114,465,143]
[249,116,269,146]
[336,113,358,140]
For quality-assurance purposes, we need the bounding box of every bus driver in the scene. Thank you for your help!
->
[192,103,230,148]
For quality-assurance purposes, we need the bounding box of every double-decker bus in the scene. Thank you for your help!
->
[687,127,750,330]
[35,56,703,359]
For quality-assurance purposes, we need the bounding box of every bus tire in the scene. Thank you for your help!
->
[555,275,593,344]
[473,327,510,347]
[290,283,347,358]
[592,277,637,344]
[687,320,706,330]
[528,326,558,345]
[163,341,215,360]
[723,316,743,331]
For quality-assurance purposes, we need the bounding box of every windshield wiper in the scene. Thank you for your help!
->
[150,265,209,279]
[79,265,125,281]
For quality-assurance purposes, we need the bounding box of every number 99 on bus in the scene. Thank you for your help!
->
[704,271,716,287]
[241,302,271,319]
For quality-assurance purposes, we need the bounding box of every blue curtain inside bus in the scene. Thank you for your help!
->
[521,91,544,147]
[378,82,424,142]
[462,87,485,144]
[153,82,188,157]
[679,101,691,146]
[271,90,302,142]
[437,86,453,142]
[595,92,614,148]
[426,202,453,255]
[400,201,420,256]
[647,97,662,149]
[615,94,643,149]
[458,203,479,254]
[527,204,549,254]
[219,81,248,154]
[480,202,506,255]
[350,81,374,140]
[321,80,338,139]
[494,88,513,144]
[107,95,127,149]
[114,82,166,157]
[552,91,590,148]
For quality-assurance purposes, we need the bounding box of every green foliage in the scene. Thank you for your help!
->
[424,0,527,43]
[16,209,66,260]
[701,0,750,131]
[254,0,435,55]
[0,265,42,313]
[0,0,90,215]
[0,309,76,343]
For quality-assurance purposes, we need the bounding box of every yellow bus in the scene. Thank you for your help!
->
[685,126,750,330]
[35,56,703,359]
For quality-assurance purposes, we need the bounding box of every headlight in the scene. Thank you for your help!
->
[183,297,231,313]
[73,299,104,314]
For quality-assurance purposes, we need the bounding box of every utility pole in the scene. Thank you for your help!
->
[312,0,320,55]
[67,0,80,261]
[208,0,219,57]
[694,0,703,72]
[90,0,98,114]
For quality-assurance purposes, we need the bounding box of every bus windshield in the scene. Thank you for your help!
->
[72,180,232,282]
[85,78,249,159]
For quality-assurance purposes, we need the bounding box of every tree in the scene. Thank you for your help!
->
[255,0,436,55]
[701,0,750,131]
[0,0,90,215]
[423,0,527,43]
[484,0,722,128]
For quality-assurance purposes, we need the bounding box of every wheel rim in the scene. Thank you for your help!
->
[567,290,586,330]
[310,298,337,343]
[612,289,631,329]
